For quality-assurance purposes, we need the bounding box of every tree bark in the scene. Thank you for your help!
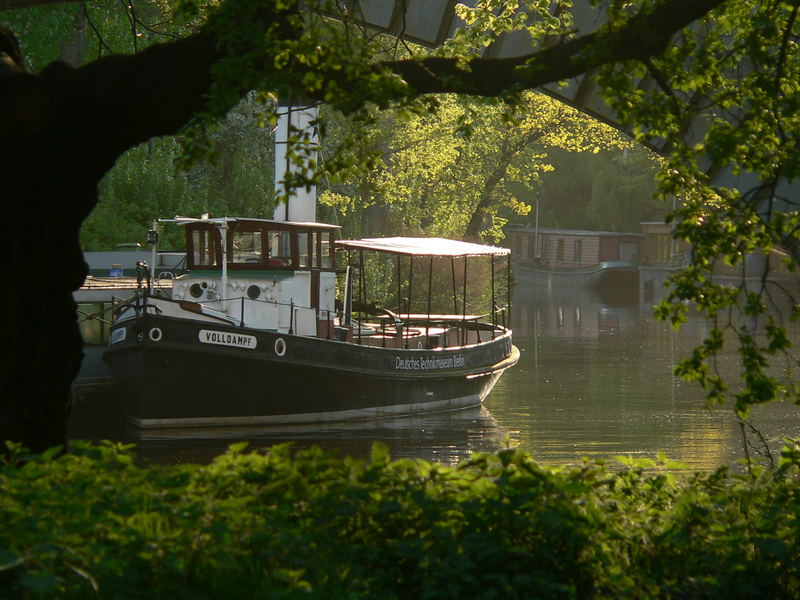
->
[0,29,219,452]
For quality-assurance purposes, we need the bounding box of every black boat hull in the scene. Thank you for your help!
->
[104,314,518,428]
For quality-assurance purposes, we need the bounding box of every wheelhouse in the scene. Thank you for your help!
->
[184,218,338,272]
[168,217,340,337]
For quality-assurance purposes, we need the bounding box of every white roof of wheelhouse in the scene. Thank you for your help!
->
[336,237,510,257]
[162,217,339,230]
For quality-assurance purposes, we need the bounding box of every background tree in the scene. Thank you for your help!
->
[82,95,277,250]
[321,92,631,241]
[502,142,665,232]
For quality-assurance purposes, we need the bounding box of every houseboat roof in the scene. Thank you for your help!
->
[164,217,340,230]
[505,226,643,237]
[336,237,511,257]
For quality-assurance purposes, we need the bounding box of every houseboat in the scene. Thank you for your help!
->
[103,216,519,428]
[638,221,800,302]
[506,226,643,289]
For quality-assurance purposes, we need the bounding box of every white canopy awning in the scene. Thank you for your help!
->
[336,237,510,257]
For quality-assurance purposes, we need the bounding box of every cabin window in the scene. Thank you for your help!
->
[556,239,565,263]
[574,240,582,264]
[298,232,310,267]
[311,231,320,267]
[231,231,262,263]
[321,232,333,267]
[192,229,218,267]
[267,231,292,266]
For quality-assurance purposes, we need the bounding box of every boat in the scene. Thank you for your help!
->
[505,226,643,289]
[103,216,519,429]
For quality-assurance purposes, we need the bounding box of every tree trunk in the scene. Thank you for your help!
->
[463,130,545,241]
[0,29,218,452]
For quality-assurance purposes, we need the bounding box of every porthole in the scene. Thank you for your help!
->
[274,338,287,357]
[247,284,261,300]
[148,327,163,342]
[189,283,203,298]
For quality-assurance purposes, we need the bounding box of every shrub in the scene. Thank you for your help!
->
[1,441,799,599]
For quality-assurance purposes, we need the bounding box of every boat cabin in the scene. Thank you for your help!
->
[169,217,340,336]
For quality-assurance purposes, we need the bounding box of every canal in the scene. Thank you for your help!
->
[68,282,800,471]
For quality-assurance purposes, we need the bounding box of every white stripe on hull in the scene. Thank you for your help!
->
[129,392,490,429]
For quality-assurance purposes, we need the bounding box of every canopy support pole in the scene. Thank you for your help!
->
[491,254,496,338]
[426,256,433,339]
[462,257,467,346]
[450,257,458,315]
[507,254,512,329]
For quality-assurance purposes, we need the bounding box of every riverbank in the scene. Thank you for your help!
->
[2,441,798,598]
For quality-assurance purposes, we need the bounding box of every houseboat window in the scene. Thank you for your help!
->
[192,229,218,267]
[267,231,292,266]
[660,235,670,263]
[231,231,262,263]
[619,241,639,261]
[556,239,565,263]
[574,239,582,264]
[298,232,310,267]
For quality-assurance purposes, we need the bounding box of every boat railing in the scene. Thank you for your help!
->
[124,290,509,349]
[223,295,511,349]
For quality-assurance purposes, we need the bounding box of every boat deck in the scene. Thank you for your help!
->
[75,276,173,303]
[356,323,504,349]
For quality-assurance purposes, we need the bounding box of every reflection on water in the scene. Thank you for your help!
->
[134,407,507,466]
[68,281,800,471]
[68,400,507,467]
[490,284,800,472]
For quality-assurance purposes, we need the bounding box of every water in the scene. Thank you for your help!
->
[68,282,800,471]
[492,285,800,471]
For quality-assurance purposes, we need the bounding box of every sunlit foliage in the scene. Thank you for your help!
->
[592,1,800,415]
[321,92,632,242]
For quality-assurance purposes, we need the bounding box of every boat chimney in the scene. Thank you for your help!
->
[274,103,318,223]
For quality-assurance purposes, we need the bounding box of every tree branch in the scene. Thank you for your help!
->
[374,0,729,97]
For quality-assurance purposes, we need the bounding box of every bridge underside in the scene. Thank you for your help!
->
[344,0,777,198]
[345,1,655,145]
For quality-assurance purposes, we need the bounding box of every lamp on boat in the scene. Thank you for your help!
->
[146,228,159,246]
